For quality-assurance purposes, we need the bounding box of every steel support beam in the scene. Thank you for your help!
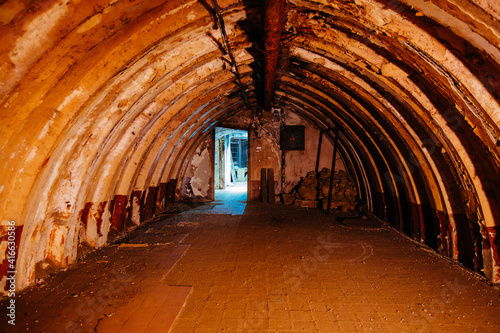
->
[327,129,340,215]
[263,0,286,111]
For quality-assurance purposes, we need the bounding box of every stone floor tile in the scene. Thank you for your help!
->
[3,201,500,333]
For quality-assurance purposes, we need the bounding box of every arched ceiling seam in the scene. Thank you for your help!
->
[287,1,500,146]
[282,41,496,224]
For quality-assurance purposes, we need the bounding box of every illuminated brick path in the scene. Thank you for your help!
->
[2,200,499,333]
[165,203,500,333]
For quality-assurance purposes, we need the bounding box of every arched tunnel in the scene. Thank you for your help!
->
[0,0,500,328]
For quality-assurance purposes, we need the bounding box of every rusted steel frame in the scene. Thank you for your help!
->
[211,0,251,108]
[315,129,324,201]
[263,0,287,111]
[315,130,324,174]
[326,129,340,215]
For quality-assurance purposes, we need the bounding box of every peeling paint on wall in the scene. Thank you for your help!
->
[130,190,142,226]
[180,135,214,201]
[3,2,69,96]
[485,226,500,283]
[191,148,211,197]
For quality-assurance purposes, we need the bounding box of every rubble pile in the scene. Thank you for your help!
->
[282,168,358,212]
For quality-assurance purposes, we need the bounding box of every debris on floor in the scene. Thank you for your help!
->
[281,168,358,212]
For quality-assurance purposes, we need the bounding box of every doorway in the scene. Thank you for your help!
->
[214,127,248,202]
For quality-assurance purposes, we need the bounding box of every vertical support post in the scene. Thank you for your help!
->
[281,149,286,195]
[315,130,324,202]
[261,168,268,203]
[219,138,225,189]
[315,130,324,174]
[267,168,275,204]
[166,179,178,204]
[327,130,340,215]
[209,130,215,201]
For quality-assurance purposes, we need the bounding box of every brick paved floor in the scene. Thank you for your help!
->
[1,198,499,332]
[165,203,500,333]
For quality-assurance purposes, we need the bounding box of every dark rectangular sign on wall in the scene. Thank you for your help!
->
[280,125,305,151]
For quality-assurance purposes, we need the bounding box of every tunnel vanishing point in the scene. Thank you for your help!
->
[0,0,499,295]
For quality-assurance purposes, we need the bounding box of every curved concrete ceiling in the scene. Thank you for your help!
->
[0,0,499,290]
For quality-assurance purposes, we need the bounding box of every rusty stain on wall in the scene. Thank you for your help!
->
[94,201,107,238]
[0,225,23,293]
[79,202,93,231]
[110,195,127,234]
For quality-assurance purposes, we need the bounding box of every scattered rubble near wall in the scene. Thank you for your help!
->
[282,168,358,212]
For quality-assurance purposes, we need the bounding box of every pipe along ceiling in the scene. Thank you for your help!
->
[0,0,499,292]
